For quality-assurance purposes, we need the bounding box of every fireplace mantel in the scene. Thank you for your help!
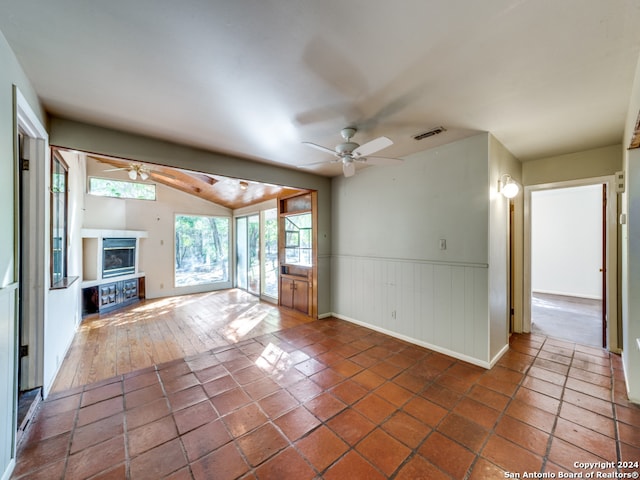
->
[81,228,148,239]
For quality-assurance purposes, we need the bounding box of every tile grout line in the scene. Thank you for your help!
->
[461,336,543,479]
[538,335,575,474]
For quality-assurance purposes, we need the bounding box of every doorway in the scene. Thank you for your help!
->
[13,87,48,443]
[524,177,618,351]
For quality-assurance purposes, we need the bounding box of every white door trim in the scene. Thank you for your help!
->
[14,86,48,389]
[523,175,619,351]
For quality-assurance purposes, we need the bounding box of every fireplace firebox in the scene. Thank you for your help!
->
[102,238,136,278]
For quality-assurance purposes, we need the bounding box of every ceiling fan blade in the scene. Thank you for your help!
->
[297,158,341,169]
[357,156,403,166]
[103,167,129,172]
[302,141,337,156]
[353,136,393,157]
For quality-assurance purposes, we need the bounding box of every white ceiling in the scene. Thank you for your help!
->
[2,0,640,176]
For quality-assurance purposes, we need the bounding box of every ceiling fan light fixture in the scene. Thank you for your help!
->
[139,170,149,181]
[128,168,137,180]
[301,127,401,177]
[343,160,356,178]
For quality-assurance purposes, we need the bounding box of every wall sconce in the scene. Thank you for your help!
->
[498,174,519,198]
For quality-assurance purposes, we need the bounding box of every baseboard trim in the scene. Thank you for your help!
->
[330,312,492,369]
[489,343,510,368]
[1,459,16,480]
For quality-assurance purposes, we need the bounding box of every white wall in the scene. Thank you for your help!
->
[523,144,622,186]
[0,29,47,480]
[622,52,640,402]
[332,134,494,366]
[531,185,602,299]
[488,135,521,360]
[42,152,85,395]
[84,157,232,299]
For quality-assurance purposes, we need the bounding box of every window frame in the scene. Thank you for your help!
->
[50,152,77,289]
[174,213,231,289]
[87,176,157,201]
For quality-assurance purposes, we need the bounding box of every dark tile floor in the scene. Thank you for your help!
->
[11,318,640,479]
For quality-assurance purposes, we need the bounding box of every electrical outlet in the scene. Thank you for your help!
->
[439,239,447,250]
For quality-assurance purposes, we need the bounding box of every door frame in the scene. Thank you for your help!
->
[523,175,619,351]
[234,208,279,303]
[14,87,48,390]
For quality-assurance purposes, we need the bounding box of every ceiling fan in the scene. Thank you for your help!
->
[104,163,151,180]
[301,127,402,177]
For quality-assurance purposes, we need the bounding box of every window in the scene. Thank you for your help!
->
[51,154,69,288]
[175,215,230,287]
[284,212,312,266]
[88,177,156,200]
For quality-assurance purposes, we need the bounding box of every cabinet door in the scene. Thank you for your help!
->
[280,277,294,309]
[99,283,117,308]
[121,279,138,301]
[293,279,309,314]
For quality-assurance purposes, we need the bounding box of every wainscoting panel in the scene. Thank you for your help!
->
[332,256,489,366]
[0,284,17,480]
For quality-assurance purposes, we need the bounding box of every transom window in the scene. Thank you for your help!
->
[88,177,156,200]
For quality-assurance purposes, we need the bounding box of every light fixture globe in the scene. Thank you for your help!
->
[342,160,356,177]
[128,168,137,180]
[499,174,519,198]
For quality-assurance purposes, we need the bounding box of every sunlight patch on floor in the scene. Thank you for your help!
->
[255,342,293,376]
[223,304,269,342]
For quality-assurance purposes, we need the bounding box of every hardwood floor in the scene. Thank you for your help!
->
[50,289,314,393]
[531,292,602,348]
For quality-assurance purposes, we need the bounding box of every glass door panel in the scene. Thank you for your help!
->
[236,217,247,290]
[247,215,260,295]
[263,209,278,298]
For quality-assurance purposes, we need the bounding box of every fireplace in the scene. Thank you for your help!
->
[102,238,136,278]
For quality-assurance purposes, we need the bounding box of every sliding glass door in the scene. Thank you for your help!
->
[236,217,248,290]
[246,215,260,295]
[263,209,278,298]
[236,214,260,296]
[236,209,278,300]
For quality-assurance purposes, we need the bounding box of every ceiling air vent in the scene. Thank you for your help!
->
[413,127,446,141]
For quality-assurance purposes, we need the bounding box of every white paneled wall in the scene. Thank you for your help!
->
[0,285,17,480]
[332,255,489,367]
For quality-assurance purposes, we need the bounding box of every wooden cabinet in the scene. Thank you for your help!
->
[280,274,309,314]
[278,192,317,318]
[82,276,144,316]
